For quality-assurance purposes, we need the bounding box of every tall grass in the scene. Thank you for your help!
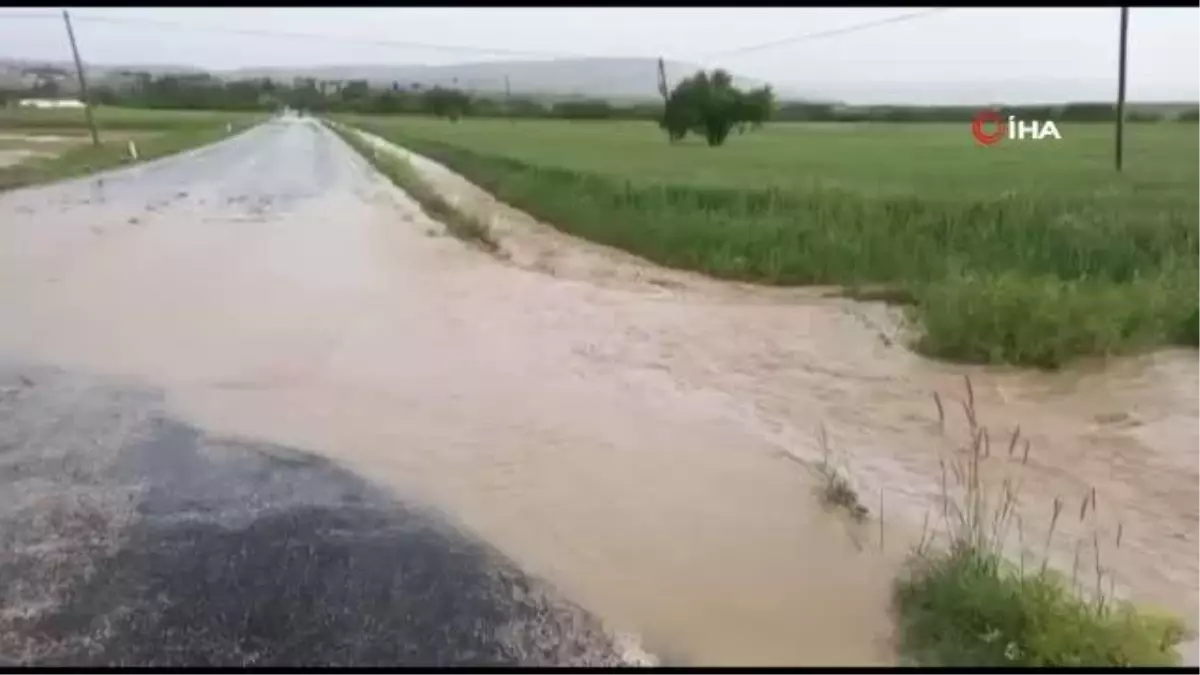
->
[892,377,1190,666]
[340,117,1198,368]
[913,269,1198,367]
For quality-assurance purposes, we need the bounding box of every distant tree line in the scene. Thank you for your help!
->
[2,71,1195,127]
[771,101,1199,123]
[0,72,667,121]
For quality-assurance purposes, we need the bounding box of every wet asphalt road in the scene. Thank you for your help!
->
[0,120,636,667]
[0,367,630,669]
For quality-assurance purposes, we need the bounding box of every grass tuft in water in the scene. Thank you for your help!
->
[893,377,1190,666]
[813,425,869,522]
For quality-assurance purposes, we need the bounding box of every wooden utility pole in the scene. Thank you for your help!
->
[504,74,513,124]
[1115,7,1129,172]
[62,10,100,147]
[656,57,670,103]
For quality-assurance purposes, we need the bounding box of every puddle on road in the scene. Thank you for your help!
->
[0,118,1194,665]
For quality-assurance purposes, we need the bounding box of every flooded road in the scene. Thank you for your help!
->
[0,117,1194,665]
[0,364,638,667]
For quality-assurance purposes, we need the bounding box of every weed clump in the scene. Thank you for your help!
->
[893,377,1190,667]
[895,544,1188,667]
[813,425,868,522]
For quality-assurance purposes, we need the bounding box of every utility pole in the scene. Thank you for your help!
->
[656,57,670,103]
[1115,6,1129,172]
[62,10,100,147]
[504,74,513,124]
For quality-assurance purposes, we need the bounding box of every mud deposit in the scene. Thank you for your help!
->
[0,364,638,667]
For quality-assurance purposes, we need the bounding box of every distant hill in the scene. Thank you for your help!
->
[221,58,773,103]
[0,57,203,93]
[0,56,777,103]
[0,57,203,79]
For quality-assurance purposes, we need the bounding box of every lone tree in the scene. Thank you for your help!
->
[660,69,775,146]
[422,87,471,122]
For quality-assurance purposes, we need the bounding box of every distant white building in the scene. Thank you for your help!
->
[17,98,85,109]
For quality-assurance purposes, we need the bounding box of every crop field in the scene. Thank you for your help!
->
[0,106,263,190]
[337,115,1199,368]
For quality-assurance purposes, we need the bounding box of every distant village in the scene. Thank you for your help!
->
[0,62,81,107]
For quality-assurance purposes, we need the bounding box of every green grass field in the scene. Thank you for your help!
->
[0,106,264,190]
[337,115,1199,368]
[0,105,262,133]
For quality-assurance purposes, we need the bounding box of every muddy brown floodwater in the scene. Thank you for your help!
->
[0,117,1194,666]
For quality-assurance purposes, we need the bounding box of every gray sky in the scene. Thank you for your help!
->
[2,7,1198,103]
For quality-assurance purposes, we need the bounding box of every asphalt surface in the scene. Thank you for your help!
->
[0,365,633,668]
[0,119,640,667]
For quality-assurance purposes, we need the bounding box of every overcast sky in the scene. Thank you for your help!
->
[2,7,1197,103]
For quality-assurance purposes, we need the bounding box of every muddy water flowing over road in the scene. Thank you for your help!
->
[356,126,1199,657]
[0,117,1194,665]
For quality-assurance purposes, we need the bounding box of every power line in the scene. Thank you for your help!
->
[0,10,609,61]
[5,9,954,65]
[2,7,958,95]
[0,10,669,96]
[703,8,952,60]
[84,13,603,59]
[3,8,956,74]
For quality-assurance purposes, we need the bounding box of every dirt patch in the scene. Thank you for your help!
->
[0,134,86,170]
[0,149,49,169]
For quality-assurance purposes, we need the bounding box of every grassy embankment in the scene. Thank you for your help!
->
[334,115,1198,368]
[325,121,499,253]
[891,379,1189,666]
[0,106,263,191]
